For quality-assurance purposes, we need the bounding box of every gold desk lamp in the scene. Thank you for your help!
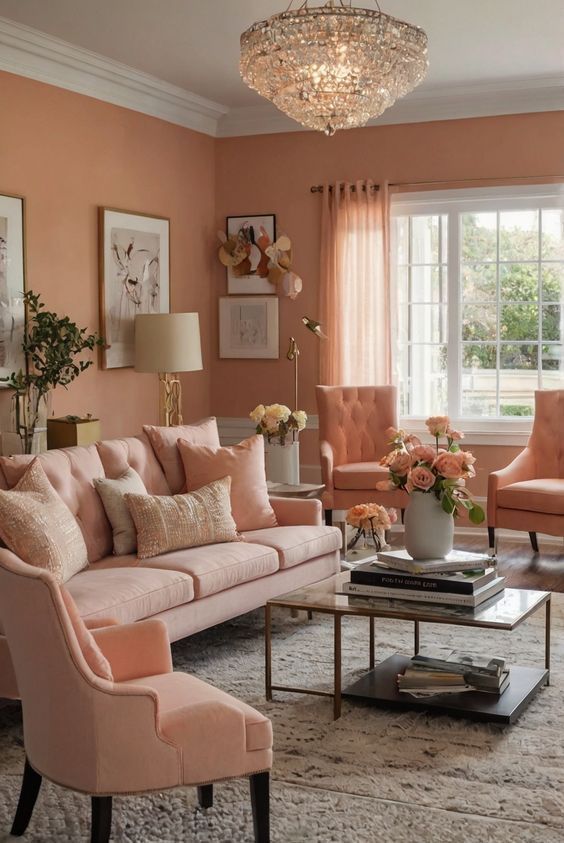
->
[286,317,327,409]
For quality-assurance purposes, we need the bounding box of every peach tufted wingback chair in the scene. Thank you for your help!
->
[316,385,408,524]
[488,390,564,551]
[0,550,272,843]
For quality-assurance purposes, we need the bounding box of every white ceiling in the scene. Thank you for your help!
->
[0,0,562,135]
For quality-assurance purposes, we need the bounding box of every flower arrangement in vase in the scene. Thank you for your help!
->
[346,503,397,553]
[249,403,307,445]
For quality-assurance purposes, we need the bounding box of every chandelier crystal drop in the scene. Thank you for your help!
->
[240,1,428,136]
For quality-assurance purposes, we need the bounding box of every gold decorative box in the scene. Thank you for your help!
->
[47,417,101,450]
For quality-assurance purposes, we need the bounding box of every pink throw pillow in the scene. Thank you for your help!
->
[60,588,113,682]
[177,434,277,532]
[143,418,220,494]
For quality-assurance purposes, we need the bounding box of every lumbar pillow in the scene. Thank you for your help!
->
[60,588,113,681]
[143,417,220,494]
[177,434,277,532]
[124,476,240,559]
[0,459,88,583]
[94,467,148,555]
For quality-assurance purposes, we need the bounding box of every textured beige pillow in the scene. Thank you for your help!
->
[124,476,239,559]
[94,467,148,556]
[0,459,88,583]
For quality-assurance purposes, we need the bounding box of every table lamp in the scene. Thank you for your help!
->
[134,313,202,426]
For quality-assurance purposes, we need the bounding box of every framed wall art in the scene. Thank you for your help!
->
[0,193,26,384]
[219,296,279,359]
[226,214,277,295]
[99,207,170,369]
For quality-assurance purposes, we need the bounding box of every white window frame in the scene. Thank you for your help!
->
[391,183,564,445]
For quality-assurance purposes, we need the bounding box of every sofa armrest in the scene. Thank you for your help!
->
[269,496,322,526]
[319,440,334,491]
[487,447,537,525]
[84,617,120,630]
[92,618,172,682]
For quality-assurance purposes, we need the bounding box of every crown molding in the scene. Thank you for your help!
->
[0,16,228,136]
[217,75,564,137]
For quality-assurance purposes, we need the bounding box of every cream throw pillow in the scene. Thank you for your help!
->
[94,467,147,555]
[124,476,240,559]
[0,459,88,583]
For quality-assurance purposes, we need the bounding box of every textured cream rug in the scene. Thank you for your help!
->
[0,593,563,842]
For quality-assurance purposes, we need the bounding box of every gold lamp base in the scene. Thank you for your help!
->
[159,372,183,426]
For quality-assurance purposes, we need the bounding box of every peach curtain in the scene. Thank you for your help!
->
[319,180,391,385]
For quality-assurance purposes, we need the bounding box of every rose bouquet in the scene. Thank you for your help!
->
[250,403,307,445]
[377,416,485,523]
[346,503,397,552]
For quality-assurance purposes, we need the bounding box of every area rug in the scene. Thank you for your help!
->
[1,593,563,842]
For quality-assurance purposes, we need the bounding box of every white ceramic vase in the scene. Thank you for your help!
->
[264,440,300,485]
[404,491,454,560]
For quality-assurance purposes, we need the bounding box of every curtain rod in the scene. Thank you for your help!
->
[310,175,564,193]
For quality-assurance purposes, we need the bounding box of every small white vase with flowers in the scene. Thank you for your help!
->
[250,403,307,485]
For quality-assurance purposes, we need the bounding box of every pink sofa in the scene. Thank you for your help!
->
[0,430,342,699]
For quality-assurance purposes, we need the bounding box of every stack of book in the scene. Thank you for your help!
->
[342,548,505,608]
[397,649,510,698]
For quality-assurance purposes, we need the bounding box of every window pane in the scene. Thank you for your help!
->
[499,344,538,416]
[396,265,409,304]
[542,264,564,302]
[542,209,564,260]
[542,344,564,375]
[461,263,496,301]
[500,264,538,302]
[542,305,562,342]
[403,345,447,416]
[499,210,539,261]
[462,304,497,341]
[500,304,539,341]
[461,344,497,416]
[410,266,445,303]
[410,304,447,343]
[411,215,439,264]
[461,212,497,262]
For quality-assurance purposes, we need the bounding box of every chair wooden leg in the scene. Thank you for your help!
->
[91,796,112,843]
[198,784,213,809]
[325,509,333,526]
[529,531,539,552]
[400,508,405,524]
[488,526,495,549]
[11,757,42,836]
[250,771,270,843]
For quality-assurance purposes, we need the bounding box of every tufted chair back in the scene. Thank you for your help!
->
[316,385,398,467]
[528,390,564,477]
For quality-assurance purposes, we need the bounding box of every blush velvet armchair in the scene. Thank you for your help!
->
[316,385,408,524]
[0,550,272,843]
[488,390,564,551]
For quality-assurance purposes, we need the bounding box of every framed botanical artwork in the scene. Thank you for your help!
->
[226,214,277,295]
[0,193,26,384]
[219,296,279,359]
[99,207,170,369]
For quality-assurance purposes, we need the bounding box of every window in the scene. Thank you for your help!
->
[391,185,564,422]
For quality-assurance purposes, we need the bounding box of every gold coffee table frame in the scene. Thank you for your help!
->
[265,573,551,722]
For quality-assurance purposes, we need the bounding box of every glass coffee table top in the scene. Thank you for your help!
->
[269,572,550,630]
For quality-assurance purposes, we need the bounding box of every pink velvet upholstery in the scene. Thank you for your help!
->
[316,385,409,511]
[144,418,220,494]
[243,526,342,569]
[60,588,113,681]
[269,496,322,526]
[96,434,171,495]
[0,550,272,800]
[488,390,564,540]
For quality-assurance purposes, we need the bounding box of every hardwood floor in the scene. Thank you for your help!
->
[390,532,564,592]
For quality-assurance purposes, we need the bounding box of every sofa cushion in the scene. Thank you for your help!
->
[60,588,113,681]
[0,445,113,562]
[497,479,564,516]
[96,434,170,495]
[178,435,277,532]
[333,461,390,490]
[137,542,279,599]
[144,418,220,494]
[243,525,342,569]
[66,566,195,623]
[94,467,148,555]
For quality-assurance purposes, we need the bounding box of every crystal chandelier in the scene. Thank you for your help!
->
[240,0,428,136]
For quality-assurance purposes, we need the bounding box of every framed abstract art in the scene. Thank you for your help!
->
[0,193,26,383]
[226,214,276,295]
[219,296,279,359]
[99,207,170,369]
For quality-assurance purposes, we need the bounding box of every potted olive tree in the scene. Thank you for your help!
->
[5,291,104,454]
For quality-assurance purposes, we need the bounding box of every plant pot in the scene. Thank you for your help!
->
[404,491,454,560]
[264,440,300,485]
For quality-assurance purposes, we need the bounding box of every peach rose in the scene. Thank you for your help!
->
[405,434,422,449]
[426,415,450,437]
[411,444,436,464]
[447,428,465,441]
[433,451,464,479]
[409,466,435,491]
[389,450,411,476]
[387,508,398,524]
[375,479,395,491]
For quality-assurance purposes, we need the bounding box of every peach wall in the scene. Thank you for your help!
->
[0,71,215,439]
[214,111,564,489]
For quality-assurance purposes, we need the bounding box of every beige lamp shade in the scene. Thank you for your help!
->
[134,313,203,374]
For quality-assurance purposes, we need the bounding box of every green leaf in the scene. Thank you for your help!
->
[441,494,456,515]
[469,503,485,524]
